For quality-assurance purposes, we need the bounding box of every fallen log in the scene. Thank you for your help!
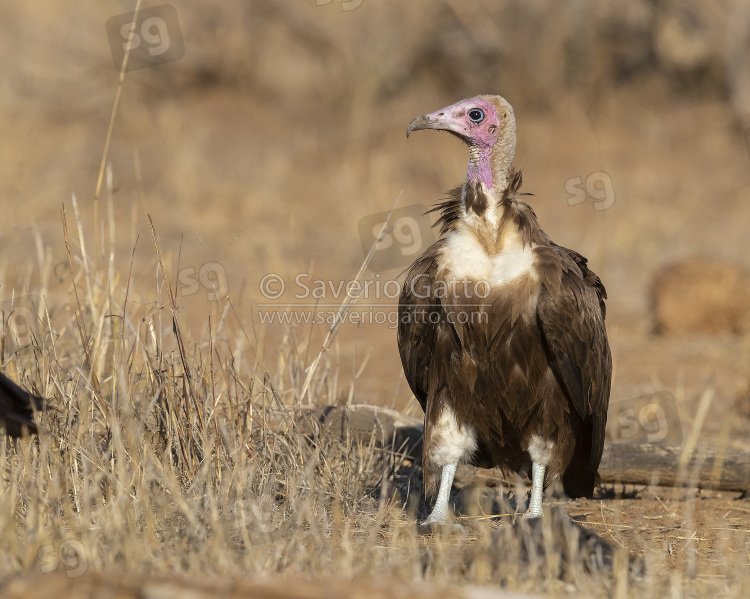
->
[296,404,750,494]
[599,442,749,493]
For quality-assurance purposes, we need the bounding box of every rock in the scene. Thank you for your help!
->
[650,258,750,336]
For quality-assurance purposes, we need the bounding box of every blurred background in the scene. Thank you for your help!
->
[1,0,749,439]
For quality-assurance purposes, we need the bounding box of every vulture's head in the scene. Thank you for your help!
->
[407,95,517,190]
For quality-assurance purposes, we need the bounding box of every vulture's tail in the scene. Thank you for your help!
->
[561,422,599,498]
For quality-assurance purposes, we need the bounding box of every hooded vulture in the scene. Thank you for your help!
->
[398,95,611,524]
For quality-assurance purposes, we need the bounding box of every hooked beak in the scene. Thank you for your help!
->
[406,107,468,142]
[406,115,440,138]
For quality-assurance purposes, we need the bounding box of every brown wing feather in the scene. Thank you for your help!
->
[397,240,447,412]
[397,186,466,408]
[554,244,608,318]
[536,247,611,493]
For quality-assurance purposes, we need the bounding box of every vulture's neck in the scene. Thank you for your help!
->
[465,131,515,204]
[456,165,532,255]
[461,140,517,237]
[467,145,494,189]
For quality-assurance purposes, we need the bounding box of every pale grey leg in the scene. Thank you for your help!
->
[524,461,545,519]
[423,462,457,525]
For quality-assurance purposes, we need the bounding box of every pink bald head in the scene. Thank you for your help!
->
[407,95,516,191]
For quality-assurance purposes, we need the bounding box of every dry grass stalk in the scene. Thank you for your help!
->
[299,190,402,404]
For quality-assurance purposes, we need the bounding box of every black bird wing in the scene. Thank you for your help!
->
[536,246,612,490]
[0,371,45,437]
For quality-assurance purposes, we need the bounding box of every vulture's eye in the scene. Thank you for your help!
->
[468,109,484,123]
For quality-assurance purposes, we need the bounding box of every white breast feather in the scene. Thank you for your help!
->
[440,222,535,288]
